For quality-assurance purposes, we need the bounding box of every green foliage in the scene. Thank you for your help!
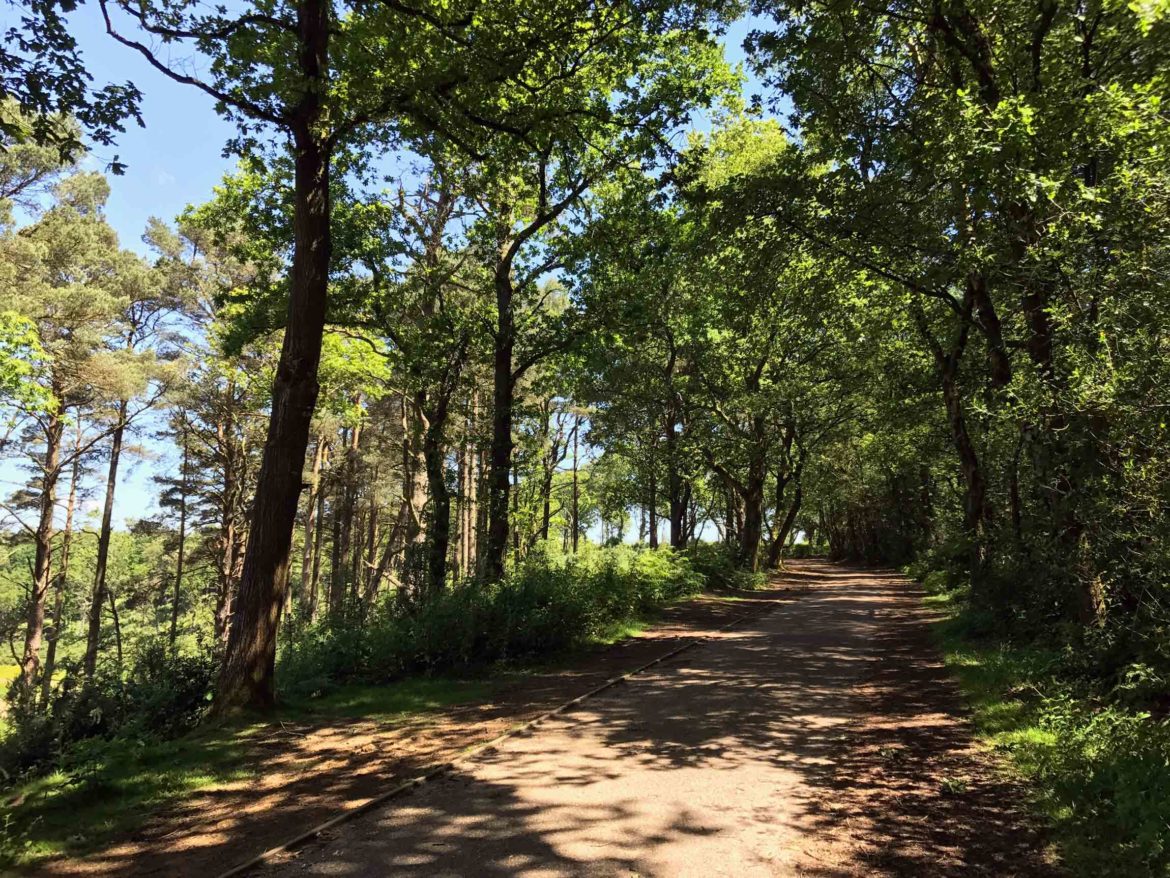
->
[279,545,706,695]
[931,582,1170,877]
[686,543,767,591]
[0,310,50,413]
[0,641,217,781]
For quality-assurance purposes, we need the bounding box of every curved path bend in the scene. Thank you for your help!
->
[259,562,1054,878]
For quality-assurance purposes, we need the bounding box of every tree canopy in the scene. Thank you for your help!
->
[0,0,1169,871]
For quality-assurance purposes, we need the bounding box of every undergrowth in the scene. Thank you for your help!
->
[277,544,718,697]
[0,543,752,869]
[922,578,1170,877]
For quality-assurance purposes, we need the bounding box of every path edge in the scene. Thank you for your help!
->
[216,596,778,878]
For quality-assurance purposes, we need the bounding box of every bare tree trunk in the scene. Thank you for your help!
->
[107,586,123,671]
[475,445,487,572]
[941,364,990,579]
[510,484,520,561]
[485,271,515,580]
[169,433,190,647]
[398,395,429,557]
[330,421,361,612]
[423,417,451,597]
[83,399,128,680]
[739,476,766,572]
[648,464,658,549]
[215,516,238,645]
[364,482,379,600]
[214,11,332,711]
[536,412,564,544]
[329,453,343,608]
[41,418,81,702]
[308,475,326,622]
[456,440,468,575]
[20,398,60,693]
[769,481,803,569]
[570,416,580,553]
[665,411,688,550]
[299,433,325,616]
[766,450,804,569]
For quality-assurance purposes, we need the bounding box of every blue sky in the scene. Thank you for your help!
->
[1,10,776,531]
[67,4,239,255]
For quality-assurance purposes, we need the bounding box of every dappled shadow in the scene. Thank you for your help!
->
[32,586,792,877]
[262,562,1055,877]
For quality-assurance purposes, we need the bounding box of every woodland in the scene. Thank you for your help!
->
[0,0,1168,873]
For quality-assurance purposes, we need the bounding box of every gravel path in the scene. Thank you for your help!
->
[259,562,1056,877]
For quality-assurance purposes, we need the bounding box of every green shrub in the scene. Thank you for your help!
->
[277,545,711,694]
[0,640,216,781]
[1032,699,1170,875]
[686,544,766,590]
[936,588,1170,877]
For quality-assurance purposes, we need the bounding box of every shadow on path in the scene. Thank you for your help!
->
[265,562,1055,877]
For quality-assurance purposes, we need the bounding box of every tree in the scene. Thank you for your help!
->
[0,171,141,695]
[100,0,736,710]
[80,218,182,678]
[747,0,1170,618]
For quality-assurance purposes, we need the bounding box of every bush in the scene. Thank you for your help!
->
[278,545,711,695]
[0,640,216,781]
[1034,698,1170,876]
[686,543,766,590]
[935,580,1170,877]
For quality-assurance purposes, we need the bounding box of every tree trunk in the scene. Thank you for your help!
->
[299,433,325,616]
[82,399,128,680]
[770,482,803,569]
[169,434,190,647]
[648,464,658,549]
[329,455,343,608]
[308,475,326,622]
[41,418,81,702]
[456,440,469,575]
[423,419,451,597]
[215,516,238,645]
[330,421,360,613]
[363,484,379,601]
[941,363,989,581]
[510,483,521,560]
[340,417,362,602]
[739,473,766,572]
[463,419,479,576]
[214,10,332,712]
[766,476,792,570]
[665,413,687,550]
[570,416,580,553]
[106,586,123,670]
[485,269,515,581]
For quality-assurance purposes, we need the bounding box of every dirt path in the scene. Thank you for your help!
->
[254,562,1055,877]
[36,579,790,877]
[37,563,1054,877]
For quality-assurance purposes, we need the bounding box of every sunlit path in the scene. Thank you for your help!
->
[264,563,1052,877]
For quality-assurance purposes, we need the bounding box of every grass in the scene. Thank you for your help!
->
[0,551,747,872]
[0,676,490,871]
[926,589,1170,877]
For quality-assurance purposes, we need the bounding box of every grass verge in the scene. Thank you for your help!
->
[926,589,1170,877]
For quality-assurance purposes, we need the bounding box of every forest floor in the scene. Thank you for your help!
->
[30,563,1058,877]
